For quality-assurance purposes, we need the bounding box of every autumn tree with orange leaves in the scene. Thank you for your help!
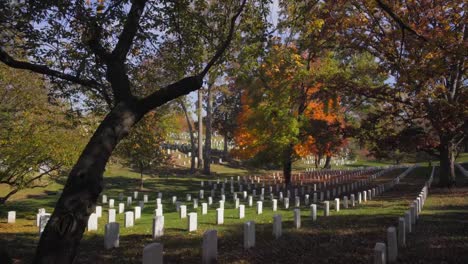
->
[232,44,346,184]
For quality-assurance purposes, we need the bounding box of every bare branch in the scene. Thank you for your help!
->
[0,48,104,89]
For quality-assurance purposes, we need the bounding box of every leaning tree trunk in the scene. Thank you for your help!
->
[203,82,213,175]
[179,99,196,173]
[323,155,332,169]
[33,101,142,263]
[439,138,456,188]
[283,144,294,186]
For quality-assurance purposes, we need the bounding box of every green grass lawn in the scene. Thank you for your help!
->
[1,162,467,263]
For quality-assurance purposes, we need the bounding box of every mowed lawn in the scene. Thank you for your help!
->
[0,163,467,263]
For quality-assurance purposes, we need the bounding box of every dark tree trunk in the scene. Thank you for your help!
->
[283,144,293,186]
[33,101,142,264]
[179,100,196,173]
[197,89,203,169]
[203,82,213,175]
[439,138,456,188]
[0,189,19,205]
[323,155,332,169]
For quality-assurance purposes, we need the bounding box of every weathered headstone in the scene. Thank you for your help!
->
[109,199,115,208]
[143,243,163,264]
[39,214,51,235]
[273,214,282,239]
[102,195,108,204]
[202,230,217,264]
[374,242,386,264]
[202,203,208,215]
[243,221,255,249]
[294,209,301,229]
[387,226,398,263]
[104,222,119,249]
[404,211,412,233]
[398,217,406,247]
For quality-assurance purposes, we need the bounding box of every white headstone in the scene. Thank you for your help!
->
[124,212,134,227]
[95,206,102,218]
[180,205,187,219]
[216,208,224,225]
[108,209,116,223]
[239,204,245,219]
[335,198,340,212]
[152,215,164,238]
[7,211,15,224]
[88,213,98,231]
[310,204,317,221]
[134,206,141,220]
[109,199,115,208]
[188,212,197,232]
[324,201,330,216]
[202,203,208,215]
[102,195,108,204]
[272,199,278,211]
[257,201,263,214]
[118,203,125,214]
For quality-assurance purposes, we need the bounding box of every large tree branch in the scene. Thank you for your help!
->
[0,48,103,89]
[112,0,148,61]
[200,0,247,77]
[139,0,247,114]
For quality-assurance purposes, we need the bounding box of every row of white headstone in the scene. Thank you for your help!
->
[373,165,431,264]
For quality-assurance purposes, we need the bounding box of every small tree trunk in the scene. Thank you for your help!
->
[323,155,332,169]
[197,89,203,169]
[283,144,293,186]
[33,101,142,263]
[203,82,213,175]
[439,138,456,188]
[179,99,196,173]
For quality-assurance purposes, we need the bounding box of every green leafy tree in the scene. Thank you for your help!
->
[0,65,85,204]
[116,112,171,190]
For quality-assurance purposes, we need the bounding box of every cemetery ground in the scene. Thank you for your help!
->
[1,160,468,263]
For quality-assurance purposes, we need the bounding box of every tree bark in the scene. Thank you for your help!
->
[203,82,213,175]
[283,144,294,186]
[323,155,332,169]
[197,89,204,169]
[179,99,196,173]
[33,101,143,264]
[439,138,456,188]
